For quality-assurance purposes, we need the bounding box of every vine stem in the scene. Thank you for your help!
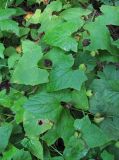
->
[50,145,64,157]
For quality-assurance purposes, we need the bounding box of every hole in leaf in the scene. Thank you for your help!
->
[29,24,41,29]
[38,120,43,125]
[82,39,91,47]
[44,59,52,68]
[90,0,103,11]
[55,138,65,152]
[50,138,65,156]
[52,11,60,16]
[107,25,119,41]
[18,1,40,12]
[0,80,11,92]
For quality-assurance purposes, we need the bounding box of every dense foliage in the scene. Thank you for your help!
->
[0,0,119,159]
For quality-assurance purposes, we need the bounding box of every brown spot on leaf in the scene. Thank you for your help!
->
[38,120,43,125]
[44,59,52,68]
[82,39,91,47]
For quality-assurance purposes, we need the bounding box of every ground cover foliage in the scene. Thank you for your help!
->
[0,0,119,159]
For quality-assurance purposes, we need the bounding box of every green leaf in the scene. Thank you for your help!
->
[24,91,62,121]
[74,116,110,148]
[47,52,87,91]
[0,8,16,19]
[99,5,119,25]
[112,39,119,49]
[21,137,43,160]
[100,117,119,141]
[48,68,87,91]
[99,54,119,63]
[89,68,119,142]
[0,43,5,59]
[71,87,89,110]
[42,109,74,145]
[101,150,114,160]
[28,9,41,24]
[15,0,24,6]
[23,111,53,137]
[101,0,118,5]
[0,123,13,152]
[0,89,27,123]
[11,95,26,124]
[0,20,19,36]
[44,48,87,91]
[0,9,19,35]
[84,21,117,53]
[90,65,119,140]
[63,136,88,160]
[0,0,14,8]
[60,7,91,27]
[8,53,20,69]
[11,40,49,85]
[39,0,62,33]
[0,90,12,107]
[75,52,97,72]
[43,22,79,52]
[84,5,119,54]
[43,48,74,68]
[19,27,30,37]
[2,146,32,160]
[24,90,74,145]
